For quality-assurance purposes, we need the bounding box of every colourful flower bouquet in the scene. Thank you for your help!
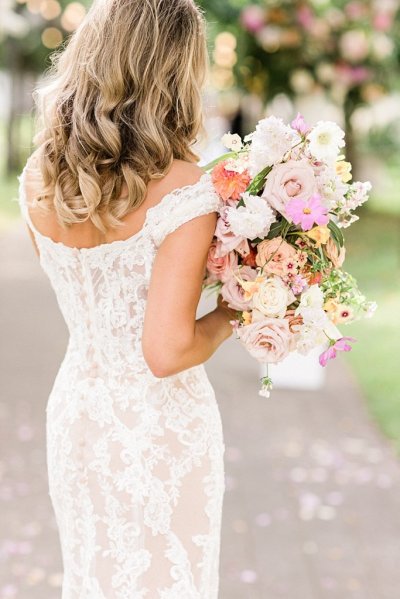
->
[203,114,377,397]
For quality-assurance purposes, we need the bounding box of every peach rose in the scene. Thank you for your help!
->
[237,318,292,363]
[326,237,346,268]
[221,266,257,311]
[262,159,317,216]
[256,236,297,276]
[207,241,238,283]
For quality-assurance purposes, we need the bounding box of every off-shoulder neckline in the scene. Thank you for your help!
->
[18,168,213,255]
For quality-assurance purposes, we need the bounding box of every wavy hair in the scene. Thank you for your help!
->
[32,0,208,232]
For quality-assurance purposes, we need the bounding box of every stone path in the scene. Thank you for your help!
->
[1,223,400,599]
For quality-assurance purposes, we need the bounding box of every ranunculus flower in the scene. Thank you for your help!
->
[221,266,257,311]
[212,160,251,203]
[252,276,296,318]
[206,241,239,283]
[237,318,292,363]
[255,236,297,276]
[262,159,317,217]
[326,237,346,268]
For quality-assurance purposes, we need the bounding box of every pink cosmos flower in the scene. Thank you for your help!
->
[319,337,357,367]
[286,193,330,231]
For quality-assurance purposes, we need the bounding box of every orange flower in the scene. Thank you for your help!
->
[211,161,251,202]
[308,271,323,285]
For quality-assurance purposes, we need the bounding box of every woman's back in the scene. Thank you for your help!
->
[19,153,228,598]
[19,156,220,378]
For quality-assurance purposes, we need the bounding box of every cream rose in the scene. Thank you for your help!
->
[237,318,292,363]
[255,236,297,276]
[252,276,296,318]
[262,159,317,216]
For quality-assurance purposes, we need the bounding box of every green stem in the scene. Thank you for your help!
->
[202,152,238,172]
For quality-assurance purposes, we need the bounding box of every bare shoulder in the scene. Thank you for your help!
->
[167,159,204,187]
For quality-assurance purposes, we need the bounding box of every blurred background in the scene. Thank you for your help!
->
[1,0,400,597]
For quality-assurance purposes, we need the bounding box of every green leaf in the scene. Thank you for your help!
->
[267,220,285,239]
[246,165,273,195]
[328,220,345,248]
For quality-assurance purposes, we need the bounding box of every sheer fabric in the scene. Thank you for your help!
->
[18,165,225,599]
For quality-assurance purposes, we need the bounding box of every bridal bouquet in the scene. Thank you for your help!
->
[203,114,376,397]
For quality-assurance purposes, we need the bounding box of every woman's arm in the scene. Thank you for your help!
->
[142,210,236,378]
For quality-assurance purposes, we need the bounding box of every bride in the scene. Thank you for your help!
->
[18,0,237,597]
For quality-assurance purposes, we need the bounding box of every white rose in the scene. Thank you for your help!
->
[252,276,296,318]
[226,193,276,240]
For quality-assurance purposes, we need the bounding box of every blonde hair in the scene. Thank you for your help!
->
[32,0,208,232]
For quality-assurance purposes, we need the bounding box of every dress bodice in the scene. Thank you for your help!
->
[17,165,221,376]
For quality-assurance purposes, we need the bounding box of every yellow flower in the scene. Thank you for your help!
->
[324,298,339,313]
[305,225,330,247]
[242,311,252,326]
[324,299,340,324]
[336,160,352,183]
[240,276,264,301]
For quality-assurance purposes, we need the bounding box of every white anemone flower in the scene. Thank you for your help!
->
[221,132,243,152]
[307,121,346,163]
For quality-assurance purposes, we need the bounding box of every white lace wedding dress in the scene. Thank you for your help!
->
[18,165,226,599]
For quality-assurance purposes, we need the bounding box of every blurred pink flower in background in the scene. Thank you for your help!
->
[240,4,265,33]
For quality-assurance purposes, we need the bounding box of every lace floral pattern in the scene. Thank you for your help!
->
[18,166,225,599]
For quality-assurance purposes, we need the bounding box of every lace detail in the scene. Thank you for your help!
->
[18,165,225,598]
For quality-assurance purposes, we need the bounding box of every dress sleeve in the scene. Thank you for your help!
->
[147,173,221,248]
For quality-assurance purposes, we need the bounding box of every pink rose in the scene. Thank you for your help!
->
[214,208,245,257]
[221,266,257,311]
[262,159,317,216]
[207,241,238,283]
[237,318,291,363]
[255,236,297,277]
